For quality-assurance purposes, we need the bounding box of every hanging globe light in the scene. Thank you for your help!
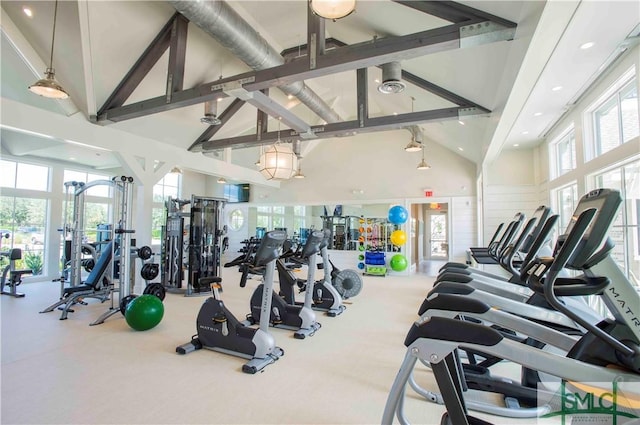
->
[259,144,298,180]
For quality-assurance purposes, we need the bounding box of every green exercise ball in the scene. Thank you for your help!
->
[389,254,408,272]
[125,294,164,331]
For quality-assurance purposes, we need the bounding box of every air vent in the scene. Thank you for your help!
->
[378,62,406,94]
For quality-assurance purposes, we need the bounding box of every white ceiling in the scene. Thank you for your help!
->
[1,0,638,176]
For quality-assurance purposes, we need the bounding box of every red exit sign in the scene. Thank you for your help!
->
[424,190,433,197]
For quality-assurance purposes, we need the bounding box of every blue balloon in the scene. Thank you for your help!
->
[388,205,408,225]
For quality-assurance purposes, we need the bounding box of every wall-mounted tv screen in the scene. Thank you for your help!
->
[224,184,250,203]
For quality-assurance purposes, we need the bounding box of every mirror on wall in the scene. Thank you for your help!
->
[247,203,400,251]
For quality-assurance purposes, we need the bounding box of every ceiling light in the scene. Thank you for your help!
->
[458,120,465,126]
[393,112,398,116]
[23,7,33,17]
[580,42,595,50]
[522,131,529,135]
[457,147,464,151]
[404,138,422,152]
[374,79,380,84]
[170,166,182,174]
[287,94,294,100]
[293,167,306,179]
[69,157,75,161]
[28,0,69,100]
[259,121,297,180]
[309,0,356,20]
[216,97,223,102]
[551,86,563,91]
[217,177,227,184]
[513,144,519,147]
[533,112,543,117]
[417,144,431,170]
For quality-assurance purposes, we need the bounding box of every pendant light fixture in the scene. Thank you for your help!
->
[259,119,298,181]
[404,98,423,152]
[169,166,183,174]
[417,144,431,170]
[28,0,69,99]
[217,177,227,184]
[310,0,356,20]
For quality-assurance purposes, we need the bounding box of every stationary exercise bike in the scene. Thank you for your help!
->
[246,230,324,339]
[176,230,286,374]
[278,229,346,317]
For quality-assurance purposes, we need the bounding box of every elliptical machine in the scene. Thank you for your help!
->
[246,230,324,339]
[278,229,346,317]
[176,230,286,374]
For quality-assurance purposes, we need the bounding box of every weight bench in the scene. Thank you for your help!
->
[40,241,114,320]
[1,248,32,298]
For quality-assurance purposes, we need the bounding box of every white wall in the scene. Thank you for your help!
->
[251,130,477,204]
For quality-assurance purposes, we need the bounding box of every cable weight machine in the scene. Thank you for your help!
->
[161,196,225,296]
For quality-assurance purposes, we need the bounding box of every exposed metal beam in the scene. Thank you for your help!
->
[282,37,489,112]
[188,98,245,152]
[256,89,269,139]
[392,1,517,28]
[401,70,489,112]
[356,68,368,127]
[99,21,489,123]
[97,12,181,116]
[307,4,325,69]
[166,13,189,98]
[201,107,484,151]
[223,86,312,135]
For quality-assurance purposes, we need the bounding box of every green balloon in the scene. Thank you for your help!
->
[125,294,164,331]
[389,254,408,272]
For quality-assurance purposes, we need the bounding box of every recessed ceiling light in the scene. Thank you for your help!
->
[522,131,529,135]
[534,112,543,117]
[393,112,398,116]
[580,42,595,50]
[457,147,464,151]
[458,120,465,126]
[287,94,293,100]
[551,86,563,91]
[216,98,223,102]
[23,7,33,17]
[69,157,76,161]
[513,144,519,147]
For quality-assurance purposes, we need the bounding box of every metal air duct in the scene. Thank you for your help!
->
[170,0,341,124]
[378,62,405,94]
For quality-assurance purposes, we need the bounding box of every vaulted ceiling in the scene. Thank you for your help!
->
[1,1,638,176]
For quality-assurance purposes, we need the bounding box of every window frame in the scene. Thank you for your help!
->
[585,66,638,161]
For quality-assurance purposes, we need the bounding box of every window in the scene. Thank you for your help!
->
[153,173,180,202]
[0,159,51,275]
[588,68,639,159]
[152,173,181,244]
[229,210,244,231]
[550,127,576,178]
[63,170,110,197]
[1,159,49,191]
[294,206,306,234]
[255,206,287,233]
[590,158,640,287]
[553,183,579,233]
